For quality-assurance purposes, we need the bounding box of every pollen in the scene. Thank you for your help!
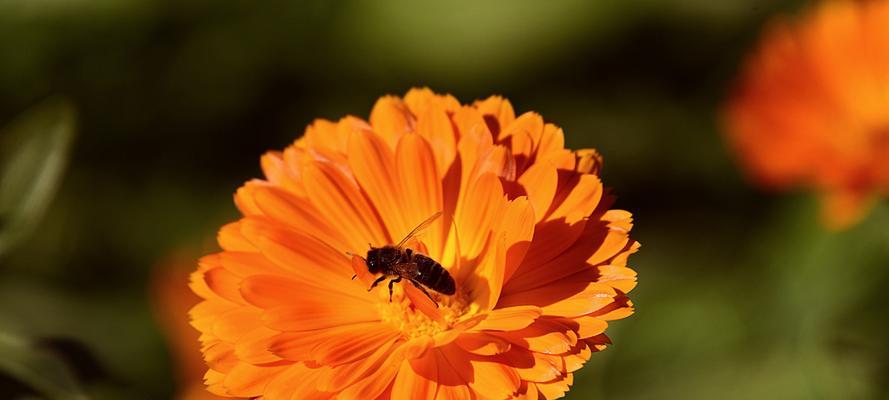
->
[375,285,476,339]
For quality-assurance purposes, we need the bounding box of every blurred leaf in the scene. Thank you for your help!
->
[0,332,88,400]
[0,97,75,257]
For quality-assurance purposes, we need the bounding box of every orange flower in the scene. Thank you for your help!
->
[725,0,889,229]
[190,88,638,399]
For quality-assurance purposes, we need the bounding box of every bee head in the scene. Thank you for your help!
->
[365,247,384,274]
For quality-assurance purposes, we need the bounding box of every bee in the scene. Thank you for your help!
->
[352,212,456,307]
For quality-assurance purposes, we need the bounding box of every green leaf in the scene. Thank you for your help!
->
[0,97,76,257]
[0,332,88,400]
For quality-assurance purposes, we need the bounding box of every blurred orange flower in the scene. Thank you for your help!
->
[725,0,889,229]
[190,88,638,399]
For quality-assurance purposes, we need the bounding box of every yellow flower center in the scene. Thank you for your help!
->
[375,284,477,339]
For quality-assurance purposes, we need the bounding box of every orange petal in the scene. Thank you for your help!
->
[370,95,415,148]
[546,173,603,223]
[214,251,278,277]
[535,373,572,399]
[203,368,228,396]
[217,221,256,252]
[240,274,372,310]
[596,264,638,293]
[473,306,542,331]
[491,319,577,355]
[504,218,626,294]
[317,336,400,391]
[468,357,522,399]
[517,161,559,223]
[301,161,388,251]
[233,327,282,365]
[351,254,375,287]
[396,134,445,258]
[473,95,516,136]
[190,256,220,300]
[267,326,365,362]
[221,361,289,397]
[336,346,403,399]
[403,283,446,325]
[247,181,351,253]
[416,101,458,176]
[312,325,400,366]
[202,340,238,372]
[262,363,330,400]
[574,148,603,175]
[563,342,592,373]
[432,352,472,399]
[202,267,246,305]
[568,316,609,339]
[348,129,408,242]
[452,106,493,142]
[189,300,237,333]
[239,218,355,288]
[496,347,562,383]
[260,150,303,195]
[509,217,587,284]
[501,112,543,143]
[516,381,540,400]
[500,278,616,318]
[537,123,566,163]
[454,172,503,264]
[454,332,511,356]
[497,196,535,286]
[212,308,264,342]
[462,233,505,312]
[392,352,438,400]
[262,301,380,332]
[402,335,434,360]
[472,145,517,182]
[404,87,460,117]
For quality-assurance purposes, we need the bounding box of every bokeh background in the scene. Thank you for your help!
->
[1,0,887,399]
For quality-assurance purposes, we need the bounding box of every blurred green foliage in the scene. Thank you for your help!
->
[0,0,887,399]
[0,98,75,257]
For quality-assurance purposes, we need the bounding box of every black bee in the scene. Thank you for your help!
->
[353,212,456,307]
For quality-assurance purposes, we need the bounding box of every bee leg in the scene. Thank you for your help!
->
[351,274,357,280]
[368,275,387,291]
[410,280,439,308]
[388,276,402,302]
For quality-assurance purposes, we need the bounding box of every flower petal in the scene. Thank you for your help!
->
[301,161,388,251]
[349,129,409,242]
[473,306,542,332]
[416,101,458,177]
[370,95,415,148]
[454,332,511,356]
[396,134,445,258]
[317,336,400,391]
[392,352,438,400]
[221,361,289,397]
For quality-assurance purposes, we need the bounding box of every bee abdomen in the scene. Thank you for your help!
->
[414,254,456,295]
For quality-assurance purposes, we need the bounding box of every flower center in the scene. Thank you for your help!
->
[375,284,476,339]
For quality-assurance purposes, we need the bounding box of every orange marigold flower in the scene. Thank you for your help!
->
[725,0,889,229]
[190,88,638,399]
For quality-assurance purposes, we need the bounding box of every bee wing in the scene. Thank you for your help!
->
[395,211,443,249]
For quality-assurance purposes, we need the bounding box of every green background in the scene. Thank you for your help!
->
[1,0,887,399]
